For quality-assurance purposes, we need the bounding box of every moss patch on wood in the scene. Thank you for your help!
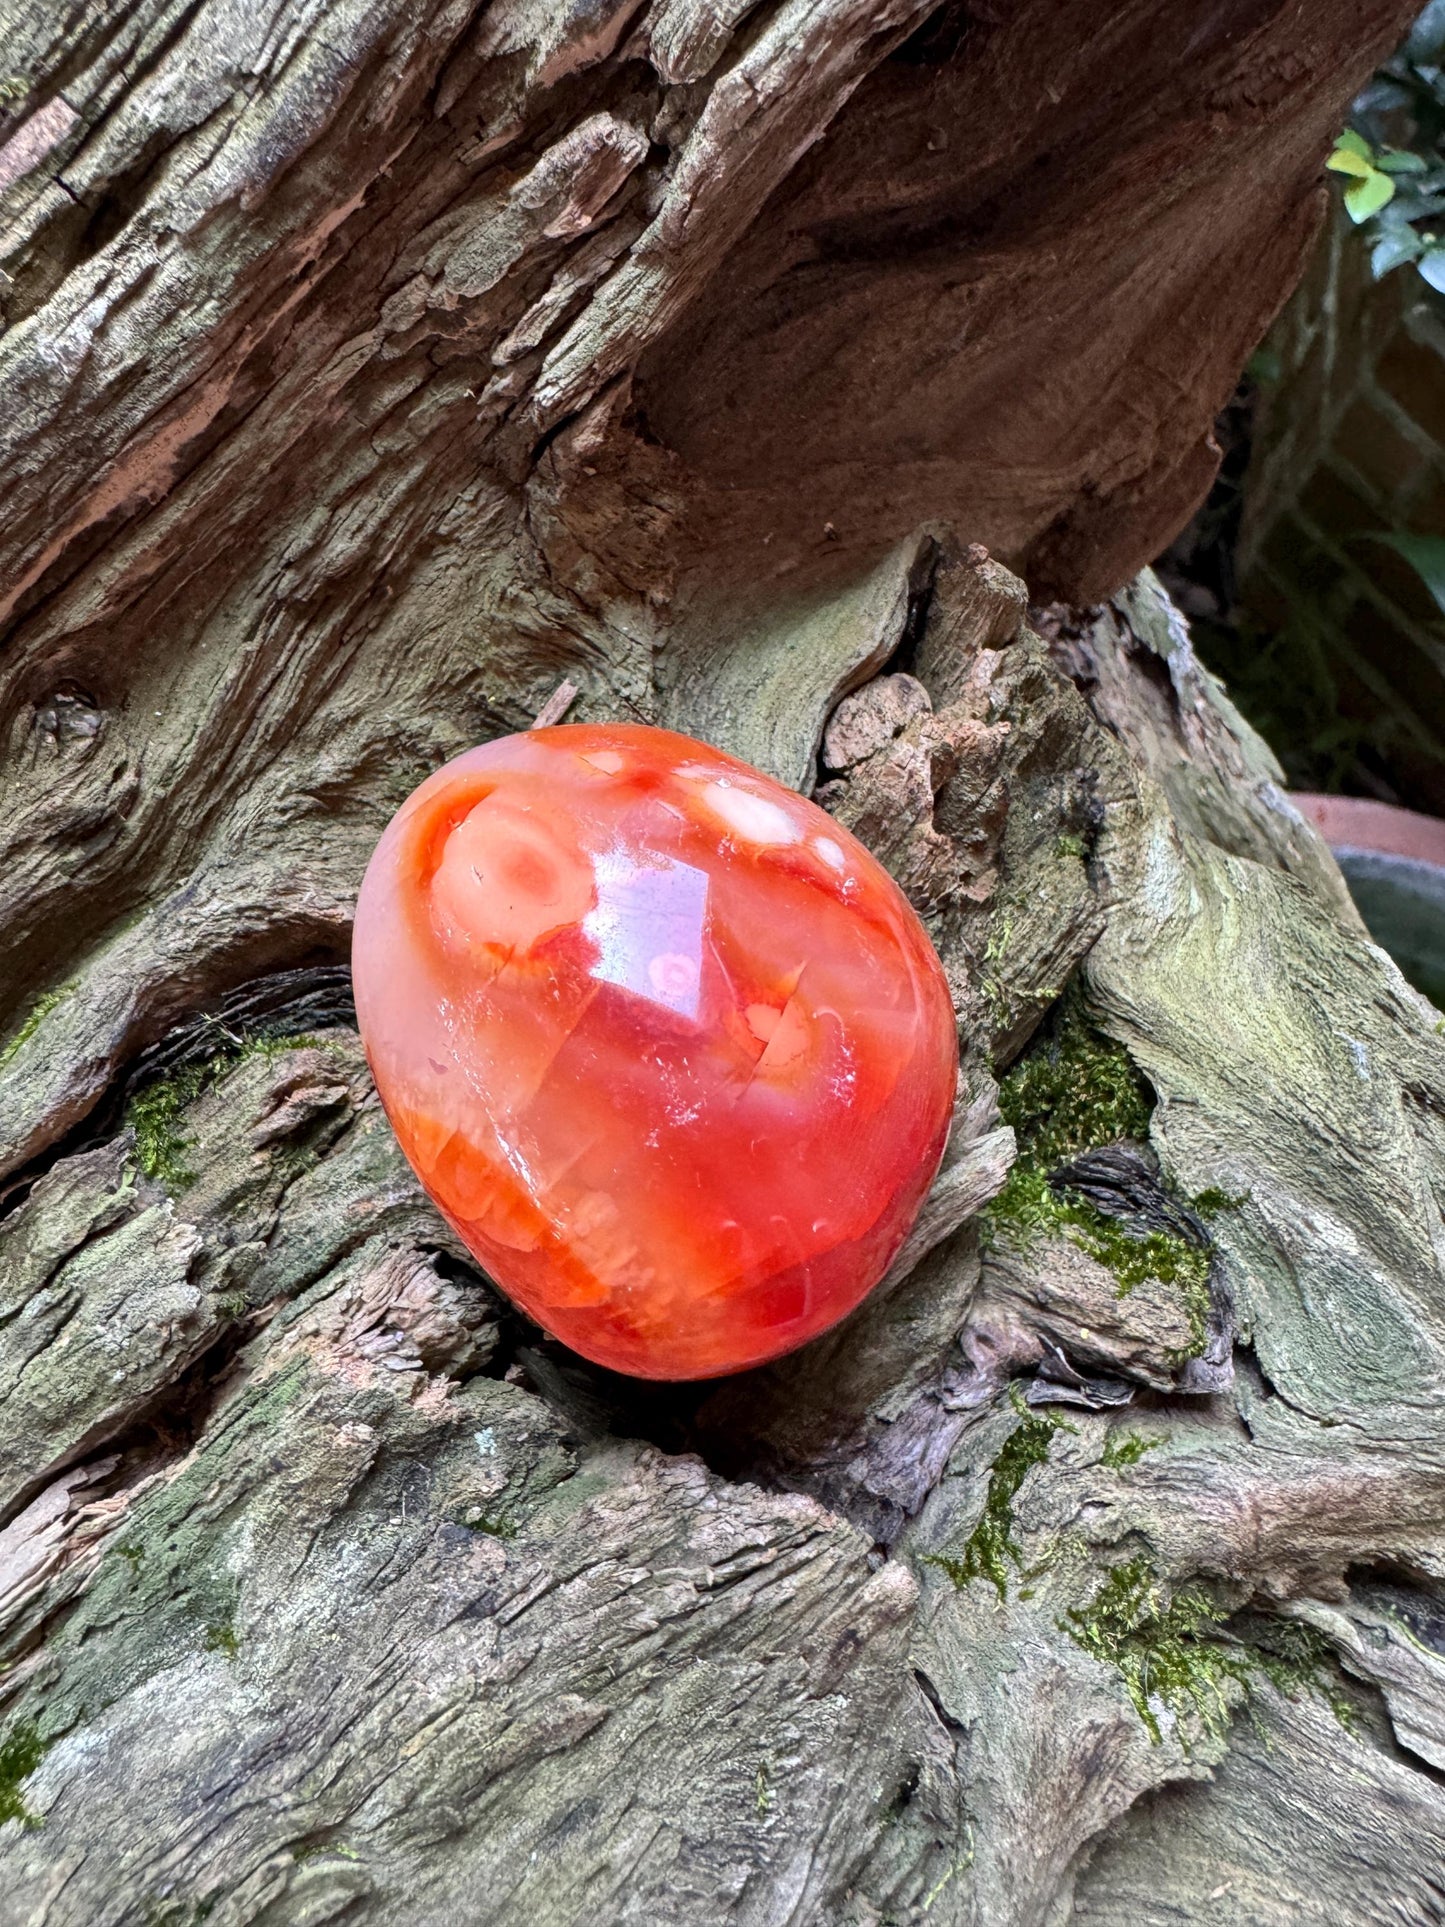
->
[142,1898,217,1926]
[0,985,73,1070]
[985,1006,1213,1355]
[1064,1555,1355,1748]
[1100,1430,1165,1470]
[1070,1213,1212,1358]
[925,1395,1071,1601]
[128,1064,212,1188]
[0,1719,49,1830]
[203,1621,241,1661]
[457,1508,519,1539]
[126,1029,322,1190]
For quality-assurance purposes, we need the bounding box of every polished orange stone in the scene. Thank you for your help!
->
[353,723,957,1379]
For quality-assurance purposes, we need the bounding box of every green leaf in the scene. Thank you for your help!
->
[1376,148,1431,174]
[1333,127,1373,161]
[1391,189,1445,221]
[1327,145,1375,179]
[1406,0,1445,64]
[1245,345,1282,386]
[1372,229,1424,276]
[1344,170,1396,222]
[1375,532,1445,618]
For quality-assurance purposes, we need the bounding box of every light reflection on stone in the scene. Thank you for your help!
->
[584,849,709,1019]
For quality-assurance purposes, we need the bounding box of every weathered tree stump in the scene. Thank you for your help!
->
[1,3,1440,1922]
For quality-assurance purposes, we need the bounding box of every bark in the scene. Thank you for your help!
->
[0,3,1439,1924]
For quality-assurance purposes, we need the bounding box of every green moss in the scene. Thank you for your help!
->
[980,978,1009,1029]
[995,1012,1153,1170]
[126,1028,325,1191]
[985,1008,1213,1356]
[1054,832,1088,860]
[1064,1556,1244,1746]
[214,1291,250,1321]
[1065,1557,1356,1749]
[293,1840,361,1864]
[1190,1186,1247,1218]
[234,1029,321,1066]
[39,1361,310,1741]
[985,913,1015,969]
[925,1394,1069,1601]
[143,1900,217,1926]
[0,1720,48,1829]
[980,914,1017,1030]
[1100,1431,1165,1470]
[923,1862,964,1911]
[0,985,72,1070]
[1240,1615,1358,1733]
[128,1062,214,1187]
[457,1508,518,1539]
[203,1620,240,1660]
[1072,1212,1212,1357]
[981,1161,1054,1240]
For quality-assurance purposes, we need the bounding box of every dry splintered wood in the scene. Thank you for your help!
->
[0,1,1441,1924]
[530,679,580,729]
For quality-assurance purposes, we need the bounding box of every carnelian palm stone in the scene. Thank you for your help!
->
[353,722,958,1380]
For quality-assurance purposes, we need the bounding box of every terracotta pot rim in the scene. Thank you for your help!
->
[1290,792,1445,872]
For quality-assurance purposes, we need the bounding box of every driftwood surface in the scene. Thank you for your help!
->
[0,1,1441,1923]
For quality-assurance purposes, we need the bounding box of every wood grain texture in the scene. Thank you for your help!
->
[1,0,1441,1920]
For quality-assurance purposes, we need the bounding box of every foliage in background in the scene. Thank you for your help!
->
[1158,28,1445,816]
[1374,530,1445,616]
[1183,597,1379,795]
[1329,0,1445,287]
